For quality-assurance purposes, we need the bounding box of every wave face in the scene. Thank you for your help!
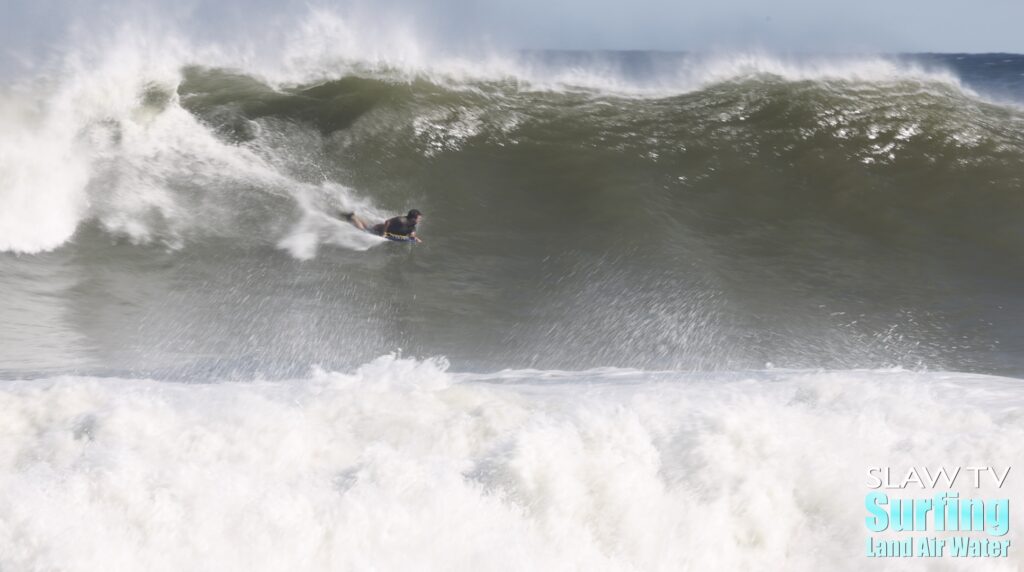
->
[3,39,1024,376]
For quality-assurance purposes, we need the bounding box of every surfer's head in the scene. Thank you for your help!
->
[407,209,423,223]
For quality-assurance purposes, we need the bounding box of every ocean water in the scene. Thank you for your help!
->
[1,9,1023,571]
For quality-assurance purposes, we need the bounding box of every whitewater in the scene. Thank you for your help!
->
[3,360,1022,571]
[2,7,1024,571]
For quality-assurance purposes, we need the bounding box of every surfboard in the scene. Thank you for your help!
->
[383,233,417,243]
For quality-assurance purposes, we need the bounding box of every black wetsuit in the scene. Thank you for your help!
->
[372,216,417,237]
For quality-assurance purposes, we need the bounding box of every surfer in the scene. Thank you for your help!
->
[341,209,423,243]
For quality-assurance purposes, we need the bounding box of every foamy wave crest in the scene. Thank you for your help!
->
[0,27,389,255]
[1,357,1021,571]
[267,12,969,96]
[0,93,90,252]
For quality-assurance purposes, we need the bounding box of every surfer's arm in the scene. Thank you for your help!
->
[411,231,422,243]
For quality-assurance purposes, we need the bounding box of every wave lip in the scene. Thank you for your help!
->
[265,12,976,96]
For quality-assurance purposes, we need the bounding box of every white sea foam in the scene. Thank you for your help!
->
[0,26,386,256]
[0,356,1021,571]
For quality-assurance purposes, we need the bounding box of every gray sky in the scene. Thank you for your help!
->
[3,0,1024,75]
[422,0,1023,53]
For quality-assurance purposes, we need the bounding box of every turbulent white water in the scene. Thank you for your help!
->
[0,357,1020,571]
